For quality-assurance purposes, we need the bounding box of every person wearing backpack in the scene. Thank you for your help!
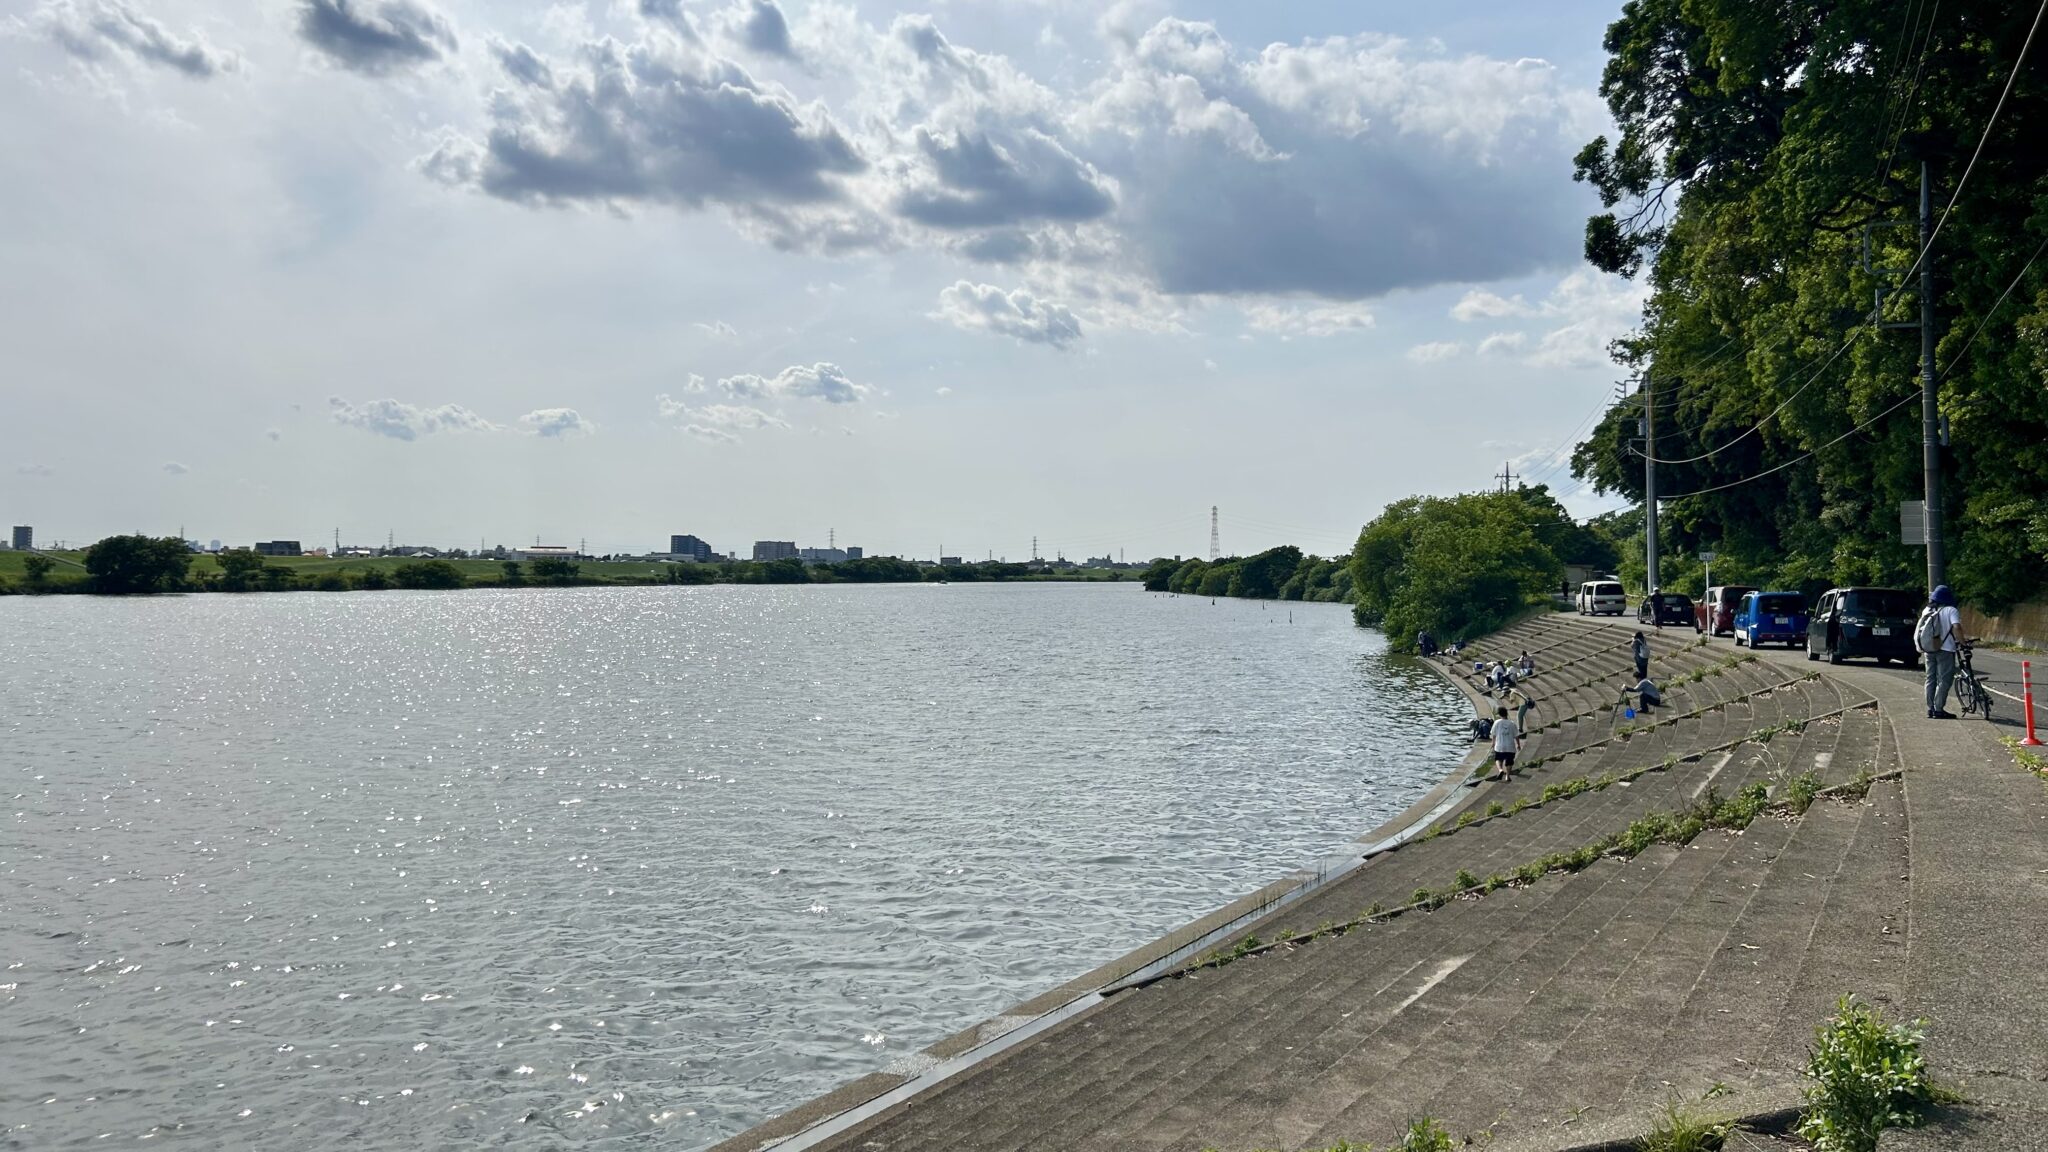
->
[1631,631,1651,680]
[1917,585,1963,719]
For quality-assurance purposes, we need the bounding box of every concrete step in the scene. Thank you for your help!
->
[1748,779,1910,1087]
[1613,794,1866,1108]
[1088,869,1631,1152]
[1483,816,1802,1140]
[1408,835,1748,1139]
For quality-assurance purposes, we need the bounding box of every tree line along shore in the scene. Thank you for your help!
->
[0,536,1131,596]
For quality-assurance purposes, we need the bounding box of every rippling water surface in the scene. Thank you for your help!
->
[0,582,1466,1149]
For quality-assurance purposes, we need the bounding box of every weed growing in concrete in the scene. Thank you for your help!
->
[1229,934,1263,960]
[1457,811,1477,829]
[1453,869,1480,891]
[1399,1117,1455,1151]
[1778,770,1822,815]
[1412,887,1435,907]
[1634,1101,1734,1151]
[1486,800,1505,817]
[1798,996,1946,1152]
[2002,736,2048,778]
[1366,901,1384,918]
[1510,796,1532,815]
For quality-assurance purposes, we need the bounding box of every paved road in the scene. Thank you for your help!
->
[1642,618,2041,727]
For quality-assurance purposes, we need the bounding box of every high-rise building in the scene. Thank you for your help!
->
[753,541,798,561]
[846,546,863,561]
[10,526,30,551]
[669,534,714,562]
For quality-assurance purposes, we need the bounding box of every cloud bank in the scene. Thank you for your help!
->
[933,282,1083,348]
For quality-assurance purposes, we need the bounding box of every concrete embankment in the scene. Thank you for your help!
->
[718,612,2048,1152]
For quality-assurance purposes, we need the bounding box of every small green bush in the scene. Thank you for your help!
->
[1797,996,1941,1152]
[1453,869,1480,891]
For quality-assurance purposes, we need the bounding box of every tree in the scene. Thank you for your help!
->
[1348,492,1562,641]
[1570,0,2048,610]
[83,535,192,594]
[528,556,580,585]
[22,554,54,591]
[351,566,391,591]
[500,561,524,586]
[218,548,266,592]
[392,559,465,590]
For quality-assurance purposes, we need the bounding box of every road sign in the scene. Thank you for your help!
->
[1901,500,1927,547]
[1698,551,1716,563]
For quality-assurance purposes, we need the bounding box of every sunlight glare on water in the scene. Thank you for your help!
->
[0,582,1466,1150]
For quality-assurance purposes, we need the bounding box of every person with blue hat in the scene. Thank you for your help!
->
[1917,584,1963,719]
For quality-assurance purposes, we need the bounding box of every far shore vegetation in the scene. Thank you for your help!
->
[0,537,1132,597]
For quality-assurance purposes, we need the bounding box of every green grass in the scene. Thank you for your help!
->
[1634,1102,1734,1151]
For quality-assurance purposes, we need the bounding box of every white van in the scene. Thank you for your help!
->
[1577,580,1626,616]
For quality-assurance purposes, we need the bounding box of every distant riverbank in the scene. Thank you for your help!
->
[0,545,1133,596]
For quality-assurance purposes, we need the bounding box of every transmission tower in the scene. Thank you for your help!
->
[1209,506,1220,562]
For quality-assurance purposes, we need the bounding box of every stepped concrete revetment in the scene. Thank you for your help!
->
[716,611,2048,1152]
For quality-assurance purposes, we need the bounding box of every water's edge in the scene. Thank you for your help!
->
[712,650,1489,1152]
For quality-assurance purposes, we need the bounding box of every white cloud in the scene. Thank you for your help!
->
[1450,289,1532,322]
[1242,302,1375,338]
[935,385,953,396]
[695,320,738,337]
[414,8,1600,301]
[932,281,1083,348]
[714,362,872,404]
[328,396,502,440]
[655,396,788,443]
[1476,331,1529,357]
[13,0,241,79]
[162,460,189,474]
[519,408,596,437]
[1406,341,1462,362]
[1455,271,1647,369]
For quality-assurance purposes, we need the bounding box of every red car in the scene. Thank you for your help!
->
[1695,585,1757,636]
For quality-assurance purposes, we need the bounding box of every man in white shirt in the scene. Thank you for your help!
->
[1489,706,1521,781]
[1924,584,1963,719]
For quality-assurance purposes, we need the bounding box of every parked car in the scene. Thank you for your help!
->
[1806,587,1923,666]
[1577,579,1626,616]
[1733,590,1809,648]
[1638,592,1694,627]
[1695,585,1757,637]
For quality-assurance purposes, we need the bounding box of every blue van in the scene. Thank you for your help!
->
[1734,590,1808,649]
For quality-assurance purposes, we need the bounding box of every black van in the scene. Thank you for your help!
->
[1806,587,1923,667]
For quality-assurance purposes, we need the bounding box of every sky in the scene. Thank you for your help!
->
[0,0,1643,561]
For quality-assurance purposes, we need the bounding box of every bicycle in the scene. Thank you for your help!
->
[1956,638,1995,721]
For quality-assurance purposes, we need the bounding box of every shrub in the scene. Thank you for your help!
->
[1453,869,1480,891]
[1797,996,1942,1152]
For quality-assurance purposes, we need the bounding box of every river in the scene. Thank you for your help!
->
[0,581,1467,1149]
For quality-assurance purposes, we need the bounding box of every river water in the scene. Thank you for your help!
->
[0,582,1467,1150]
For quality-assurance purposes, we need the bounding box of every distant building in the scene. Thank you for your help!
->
[254,540,302,556]
[514,545,576,562]
[10,526,30,551]
[798,547,848,564]
[939,555,963,567]
[669,534,714,562]
[753,540,798,561]
[846,546,863,561]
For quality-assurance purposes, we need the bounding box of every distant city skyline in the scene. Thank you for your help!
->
[1,0,1637,561]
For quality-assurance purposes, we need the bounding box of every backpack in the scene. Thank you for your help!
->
[1914,606,1945,653]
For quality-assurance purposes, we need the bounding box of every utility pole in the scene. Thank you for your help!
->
[1495,462,1520,493]
[1919,160,1946,590]
[1643,372,1660,594]
[1209,506,1220,562]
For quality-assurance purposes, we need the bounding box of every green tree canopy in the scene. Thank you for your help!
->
[1571,0,2048,610]
[1349,492,1563,642]
[83,535,193,595]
